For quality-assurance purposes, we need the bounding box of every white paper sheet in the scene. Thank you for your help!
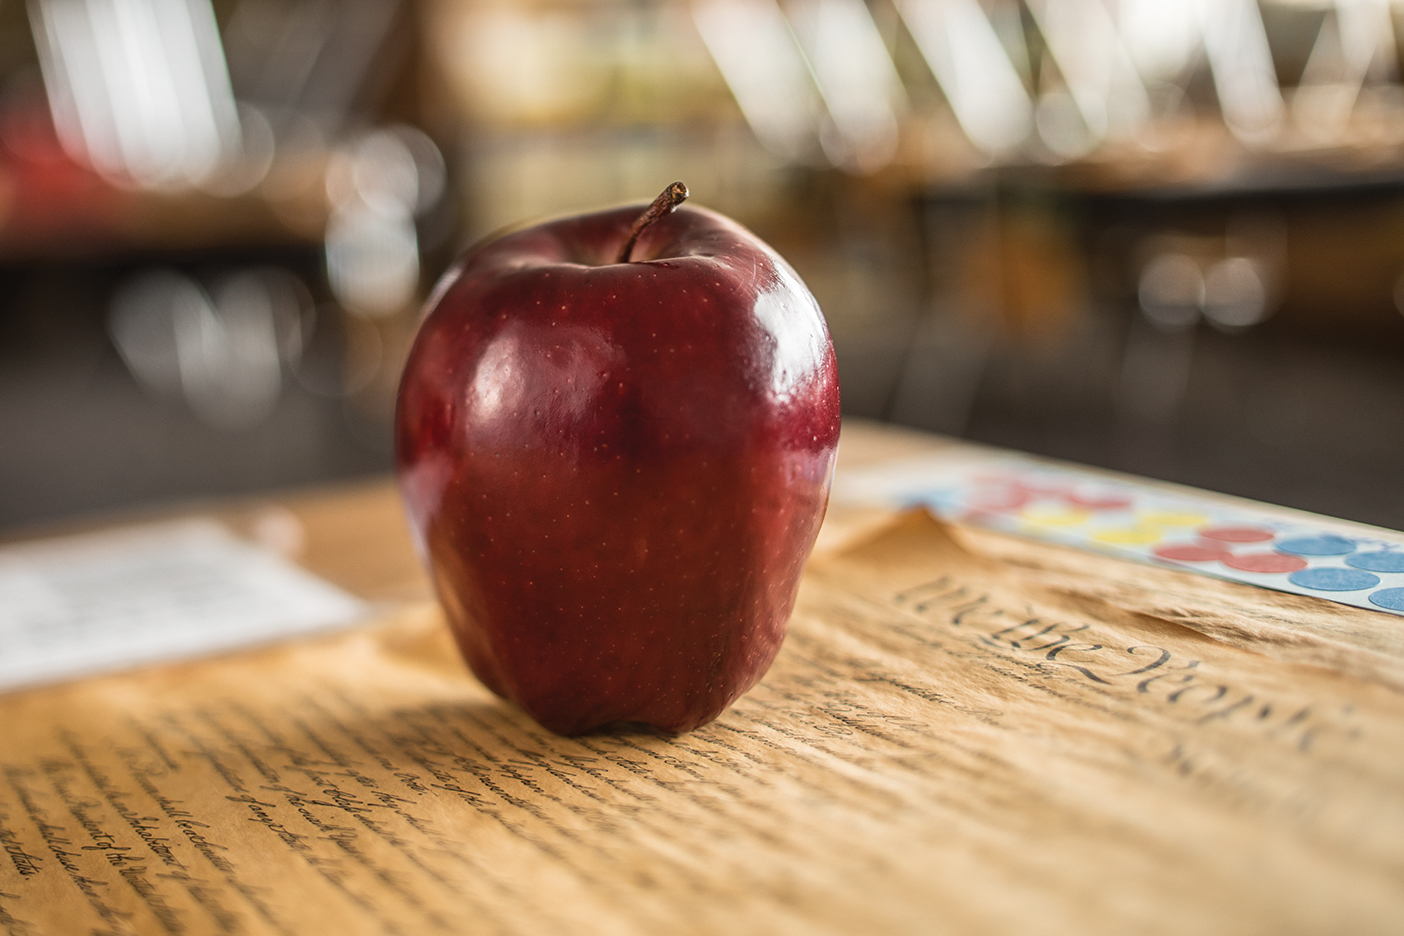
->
[0,518,366,692]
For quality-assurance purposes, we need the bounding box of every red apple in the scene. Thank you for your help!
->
[395,183,840,735]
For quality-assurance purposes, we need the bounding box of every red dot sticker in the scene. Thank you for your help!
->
[1200,525,1275,544]
[1014,481,1070,497]
[1154,544,1233,562]
[1068,492,1133,511]
[968,488,1030,511]
[1222,552,1308,574]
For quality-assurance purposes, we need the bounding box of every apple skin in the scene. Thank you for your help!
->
[395,200,840,735]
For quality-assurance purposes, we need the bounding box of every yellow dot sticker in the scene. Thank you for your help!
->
[1022,506,1090,526]
[1092,527,1163,544]
[1139,511,1208,527]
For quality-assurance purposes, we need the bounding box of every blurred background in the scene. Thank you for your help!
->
[1,0,1401,532]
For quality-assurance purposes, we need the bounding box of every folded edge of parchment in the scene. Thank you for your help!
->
[833,508,1404,695]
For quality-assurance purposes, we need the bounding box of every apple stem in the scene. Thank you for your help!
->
[617,181,689,264]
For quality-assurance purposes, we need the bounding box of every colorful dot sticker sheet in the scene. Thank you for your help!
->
[836,454,1404,618]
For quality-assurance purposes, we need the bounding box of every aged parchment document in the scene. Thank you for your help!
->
[1,511,1402,935]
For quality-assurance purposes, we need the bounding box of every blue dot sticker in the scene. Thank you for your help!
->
[1288,568,1381,591]
[1277,535,1357,557]
[1346,552,1404,574]
[1370,588,1404,612]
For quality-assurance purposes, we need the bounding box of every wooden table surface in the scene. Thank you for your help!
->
[175,419,958,605]
[197,417,1400,604]
[188,416,1404,698]
[3,419,1403,935]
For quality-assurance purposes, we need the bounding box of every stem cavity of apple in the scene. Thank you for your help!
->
[617,181,689,264]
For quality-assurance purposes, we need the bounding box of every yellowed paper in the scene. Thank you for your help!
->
[1,511,1402,935]
[952,522,1404,690]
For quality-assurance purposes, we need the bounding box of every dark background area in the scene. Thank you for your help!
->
[1,0,1401,533]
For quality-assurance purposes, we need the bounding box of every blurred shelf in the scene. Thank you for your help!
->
[0,163,332,262]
